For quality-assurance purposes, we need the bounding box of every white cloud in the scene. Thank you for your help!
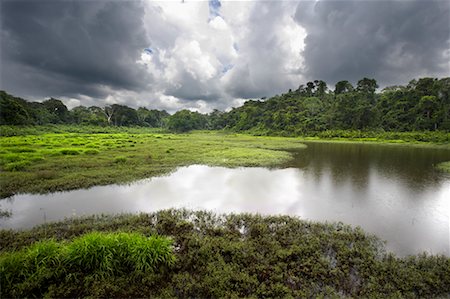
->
[134,0,307,112]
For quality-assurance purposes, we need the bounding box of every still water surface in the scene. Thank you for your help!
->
[1,142,449,257]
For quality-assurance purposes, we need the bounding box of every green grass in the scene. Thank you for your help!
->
[0,231,175,298]
[0,209,449,297]
[0,128,306,198]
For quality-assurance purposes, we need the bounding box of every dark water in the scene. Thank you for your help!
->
[1,142,449,257]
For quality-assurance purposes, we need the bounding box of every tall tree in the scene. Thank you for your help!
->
[334,81,354,95]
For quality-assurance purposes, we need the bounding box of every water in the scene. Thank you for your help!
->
[1,141,449,257]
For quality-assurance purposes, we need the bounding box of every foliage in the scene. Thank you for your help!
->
[2,76,449,134]
[0,232,175,298]
[166,109,209,132]
[224,77,450,134]
[0,209,449,297]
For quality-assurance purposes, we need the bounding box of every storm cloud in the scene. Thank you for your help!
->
[0,0,449,111]
[1,0,150,99]
[295,0,450,87]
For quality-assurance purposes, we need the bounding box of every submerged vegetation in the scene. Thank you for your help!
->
[1,209,449,297]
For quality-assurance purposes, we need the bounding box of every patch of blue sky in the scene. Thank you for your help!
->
[144,47,153,54]
[222,63,233,74]
[209,0,221,19]
[233,43,239,53]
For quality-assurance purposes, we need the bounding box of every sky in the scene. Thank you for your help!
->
[1,0,449,113]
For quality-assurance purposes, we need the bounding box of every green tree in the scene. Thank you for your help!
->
[42,98,70,123]
[167,110,208,132]
[334,81,354,95]
[356,78,378,94]
[0,91,31,125]
[110,104,139,126]
[416,95,439,130]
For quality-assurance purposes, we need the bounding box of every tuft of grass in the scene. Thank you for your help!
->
[66,232,175,275]
[0,232,175,297]
[59,148,81,155]
[114,156,127,164]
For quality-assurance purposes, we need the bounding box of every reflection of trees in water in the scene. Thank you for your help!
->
[290,142,450,194]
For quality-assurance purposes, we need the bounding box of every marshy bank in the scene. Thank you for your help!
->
[1,209,449,298]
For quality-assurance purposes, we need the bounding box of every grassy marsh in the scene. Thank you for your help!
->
[0,209,449,297]
[0,127,306,198]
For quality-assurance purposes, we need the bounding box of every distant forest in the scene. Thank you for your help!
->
[1,77,449,134]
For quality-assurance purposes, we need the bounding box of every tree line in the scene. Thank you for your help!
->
[223,77,450,134]
[1,77,449,133]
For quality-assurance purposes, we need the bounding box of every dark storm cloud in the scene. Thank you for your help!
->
[1,0,150,99]
[295,0,450,87]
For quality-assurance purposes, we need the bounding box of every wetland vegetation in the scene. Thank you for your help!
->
[1,210,450,298]
[0,129,305,198]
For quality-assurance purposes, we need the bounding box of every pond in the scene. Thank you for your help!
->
[1,141,450,257]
